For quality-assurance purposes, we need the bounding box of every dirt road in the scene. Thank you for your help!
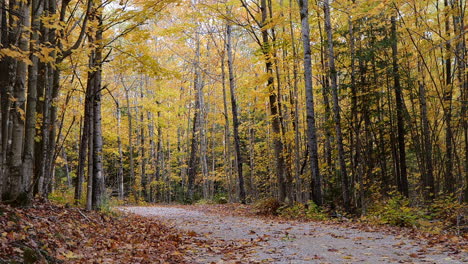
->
[119,206,466,263]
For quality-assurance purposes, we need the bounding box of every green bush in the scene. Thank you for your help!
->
[277,201,327,220]
[48,187,78,206]
[368,193,425,227]
[214,196,228,204]
[430,195,466,228]
[305,201,327,220]
[278,202,306,218]
[195,199,215,205]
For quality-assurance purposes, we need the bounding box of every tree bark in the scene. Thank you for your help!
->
[298,0,322,206]
[5,0,30,203]
[226,21,246,204]
[391,16,409,197]
[324,0,350,210]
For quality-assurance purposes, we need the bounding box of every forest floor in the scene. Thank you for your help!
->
[121,204,468,264]
[1,201,466,263]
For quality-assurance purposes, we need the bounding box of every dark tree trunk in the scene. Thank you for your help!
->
[260,0,287,202]
[443,0,454,194]
[324,0,350,210]
[226,22,246,204]
[391,16,409,197]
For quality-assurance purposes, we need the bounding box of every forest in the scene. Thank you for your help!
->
[0,0,467,216]
[1,0,468,262]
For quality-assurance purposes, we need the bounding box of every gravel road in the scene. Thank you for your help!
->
[119,206,466,264]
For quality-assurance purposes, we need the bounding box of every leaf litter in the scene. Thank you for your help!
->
[0,200,255,263]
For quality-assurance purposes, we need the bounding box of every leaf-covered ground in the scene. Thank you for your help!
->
[0,200,253,263]
[1,201,467,263]
[122,204,468,264]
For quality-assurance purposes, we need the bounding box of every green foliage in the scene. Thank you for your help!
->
[99,196,123,217]
[367,193,426,227]
[278,202,306,218]
[194,195,228,205]
[48,187,78,206]
[213,194,228,204]
[305,201,327,220]
[254,197,281,215]
[195,199,215,205]
[430,195,466,229]
[277,201,327,220]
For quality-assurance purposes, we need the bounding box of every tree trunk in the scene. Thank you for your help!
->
[75,92,91,203]
[124,84,136,198]
[117,104,125,199]
[91,9,105,210]
[443,0,454,194]
[391,16,409,197]
[220,49,234,202]
[324,0,350,210]
[259,0,287,202]
[226,22,246,204]
[23,0,43,202]
[140,85,147,200]
[298,0,322,206]
[187,46,201,200]
[5,0,30,203]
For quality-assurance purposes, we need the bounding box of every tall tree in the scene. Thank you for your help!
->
[391,15,409,197]
[324,0,350,210]
[226,20,246,203]
[297,0,322,206]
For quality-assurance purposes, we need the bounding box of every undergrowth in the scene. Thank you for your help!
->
[364,192,466,233]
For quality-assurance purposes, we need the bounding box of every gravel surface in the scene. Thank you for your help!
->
[119,206,467,264]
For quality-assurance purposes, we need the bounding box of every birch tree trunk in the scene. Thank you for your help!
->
[298,0,322,206]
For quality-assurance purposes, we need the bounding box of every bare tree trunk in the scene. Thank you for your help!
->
[61,148,71,188]
[124,83,136,198]
[187,40,201,200]
[75,91,92,203]
[443,0,454,194]
[0,0,7,199]
[147,112,157,202]
[289,0,302,202]
[391,16,409,197]
[220,49,234,202]
[91,17,105,209]
[116,104,125,199]
[86,113,94,211]
[22,0,43,202]
[140,85,147,200]
[226,21,246,203]
[5,0,30,203]
[298,0,322,206]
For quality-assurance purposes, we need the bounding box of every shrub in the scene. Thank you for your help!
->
[254,197,281,215]
[305,201,327,220]
[195,199,215,205]
[48,187,78,206]
[430,195,466,229]
[277,201,327,220]
[278,202,306,218]
[367,193,425,227]
[215,196,228,204]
